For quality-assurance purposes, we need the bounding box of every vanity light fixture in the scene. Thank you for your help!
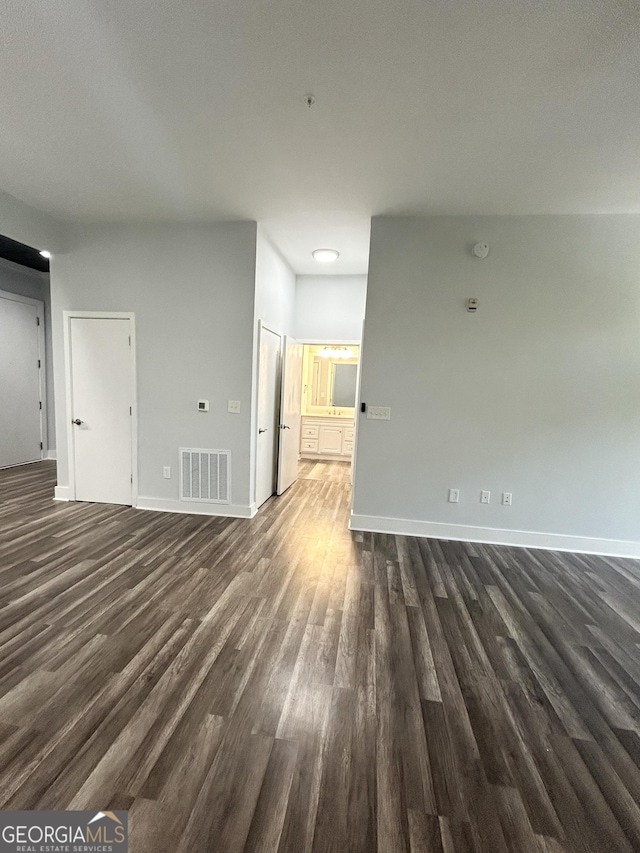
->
[39,250,51,259]
[318,346,353,359]
[312,248,339,263]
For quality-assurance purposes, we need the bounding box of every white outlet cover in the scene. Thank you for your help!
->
[228,400,241,413]
[163,466,171,479]
[480,490,490,504]
[448,488,460,503]
[367,406,391,420]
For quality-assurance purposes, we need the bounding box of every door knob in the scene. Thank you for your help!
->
[258,428,268,434]
[72,419,84,426]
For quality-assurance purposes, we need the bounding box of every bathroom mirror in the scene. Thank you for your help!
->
[332,363,358,407]
[302,344,360,414]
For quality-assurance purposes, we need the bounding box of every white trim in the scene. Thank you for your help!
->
[0,459,43,470]
[63,311,138,506]
[136,496,256,518]
[0,288,42,307]
[349,513,640,559]
[54,485,72,501]
[46,449,56,460]
[0,288,47,461]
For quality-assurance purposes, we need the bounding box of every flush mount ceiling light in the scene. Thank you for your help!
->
[39,250,51,259]
[312,248,339,263]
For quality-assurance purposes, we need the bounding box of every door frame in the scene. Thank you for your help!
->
[0,288,47,463]
[299,337,361,485]
[63,311,138,505]
[254,319,282,509]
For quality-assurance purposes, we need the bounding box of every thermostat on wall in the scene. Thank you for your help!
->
[197,399,209,412]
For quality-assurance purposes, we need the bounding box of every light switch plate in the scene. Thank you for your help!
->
[228,400,241,414]
[163,466,171,479]
[367,406,391,420]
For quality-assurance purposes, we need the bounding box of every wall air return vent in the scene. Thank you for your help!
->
[179,448,230,504]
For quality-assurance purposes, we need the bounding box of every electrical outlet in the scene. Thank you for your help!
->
[367,406,391,420]
[163,466,171,479]
[228,400,241,414]
[480,490,490,504]
[448,488,460,503]
[502,492,512,506]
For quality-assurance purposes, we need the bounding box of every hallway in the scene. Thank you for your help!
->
[0,462,639,851]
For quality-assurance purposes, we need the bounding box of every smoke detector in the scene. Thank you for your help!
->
[472,242,490,259]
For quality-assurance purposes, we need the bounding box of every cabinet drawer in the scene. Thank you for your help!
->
[302,439,318,451]
[302,425,319,438]
[343,428,355,442]
[342,441,353,455]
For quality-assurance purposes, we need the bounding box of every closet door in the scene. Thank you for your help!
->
[276,336,303,495]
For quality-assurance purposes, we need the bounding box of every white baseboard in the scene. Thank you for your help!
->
[46,450,57,460]
[53,485,72,501]
[136,496,257,519]
[349,513,640,558]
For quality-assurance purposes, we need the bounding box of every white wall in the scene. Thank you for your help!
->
[0,258,55,452]
[294,275,367,342]
[251,228,297,502]
[352,215,640,554]
[50,221,258,512]
[255,228,296,336]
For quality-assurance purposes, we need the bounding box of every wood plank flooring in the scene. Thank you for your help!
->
[298,459,352,483]
[1,461,640,851]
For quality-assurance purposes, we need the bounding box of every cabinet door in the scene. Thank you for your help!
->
[318,424,343,454]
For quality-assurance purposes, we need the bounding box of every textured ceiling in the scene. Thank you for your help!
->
[1,0,639,271]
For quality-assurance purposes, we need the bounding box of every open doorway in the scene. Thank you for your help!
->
[0,289,47,468]
[298,344,359,484]
[254,337,361,505]
[252,254,368,509]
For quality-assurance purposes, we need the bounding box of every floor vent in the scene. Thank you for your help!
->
[179,448,230,504]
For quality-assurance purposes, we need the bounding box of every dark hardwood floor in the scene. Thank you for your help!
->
[1,461,640,851]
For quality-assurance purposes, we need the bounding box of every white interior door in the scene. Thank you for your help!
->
[256,324,281,508]
[0,293,43,468]
[69,317,133,504]
[277,336,303,496]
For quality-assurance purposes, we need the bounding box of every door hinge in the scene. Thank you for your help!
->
[40,442,43,451]
[129,406,132,415]
[128,336,131,346]
[130,475,133,483]
[37,359,41,368]
[39,401,42,410]
[36,316,40,326]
